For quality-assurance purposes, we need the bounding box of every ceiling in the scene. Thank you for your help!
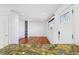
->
[0,4,62,21]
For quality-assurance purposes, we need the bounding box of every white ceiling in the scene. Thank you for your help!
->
[0,4,62,21]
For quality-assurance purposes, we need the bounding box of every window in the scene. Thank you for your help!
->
[60,11,71,24]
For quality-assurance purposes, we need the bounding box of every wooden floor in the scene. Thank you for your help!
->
[19,36,50,44]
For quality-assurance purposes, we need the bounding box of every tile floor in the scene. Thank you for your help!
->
[0,44,79,55]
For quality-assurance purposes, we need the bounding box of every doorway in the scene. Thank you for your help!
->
[25,21,28,38]
[59,9,73,44]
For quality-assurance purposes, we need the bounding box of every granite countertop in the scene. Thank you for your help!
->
[0,44,79,55]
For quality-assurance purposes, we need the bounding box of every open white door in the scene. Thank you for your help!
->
[0,16,8,48]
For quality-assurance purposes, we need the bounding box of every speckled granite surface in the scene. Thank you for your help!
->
[0,44,79,55]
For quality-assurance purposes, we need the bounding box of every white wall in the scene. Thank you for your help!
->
[19,20,25,38]
[28,21,47,37]
[73,5,79,45]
